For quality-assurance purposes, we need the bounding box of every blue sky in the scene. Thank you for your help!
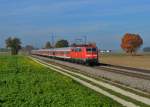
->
[0,0,150,50]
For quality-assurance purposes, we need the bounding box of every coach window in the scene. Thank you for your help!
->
[71,49,74,52]
[65,51,69,54]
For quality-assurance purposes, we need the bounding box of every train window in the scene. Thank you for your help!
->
[64,51,69,54]
[75,48,82,52]
[86,48,91,52]
[61,52,63,54]
[78,48,82,52]
[71,49,74,51]
[75,48,78,52]
[86,48,97,52]
[92,48,97,52]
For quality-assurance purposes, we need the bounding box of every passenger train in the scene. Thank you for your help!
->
[31,44,99,65]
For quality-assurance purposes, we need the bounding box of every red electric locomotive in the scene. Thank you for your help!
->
[31,44,99,65]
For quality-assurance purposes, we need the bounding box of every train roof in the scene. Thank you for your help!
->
[33,47,72,52]
[53,47,72,51]
[71,44,96,47]
[32,45,97,52]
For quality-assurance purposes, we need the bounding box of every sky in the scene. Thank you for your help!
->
[0,0,150,50]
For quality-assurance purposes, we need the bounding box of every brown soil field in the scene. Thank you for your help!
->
[100,53,150,70]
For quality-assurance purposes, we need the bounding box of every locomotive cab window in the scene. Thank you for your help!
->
[75,48,82,52]
[92,48,97,52]
[86,48,92,52]
[78,48,82,52]
[86,48,97,52]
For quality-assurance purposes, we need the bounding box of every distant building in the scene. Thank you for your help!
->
[100,50,112,53]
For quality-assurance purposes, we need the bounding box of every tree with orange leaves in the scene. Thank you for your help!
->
[121,33,143,55]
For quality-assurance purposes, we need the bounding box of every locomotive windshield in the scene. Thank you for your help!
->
[86,48,97,52]
[92,48,96,52]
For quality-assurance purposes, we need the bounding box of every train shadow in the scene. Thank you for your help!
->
[93,63,112,67]
[82,62,113,67]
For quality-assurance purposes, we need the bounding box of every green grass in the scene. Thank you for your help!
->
[0,52,10,56]
[0,55,123,107]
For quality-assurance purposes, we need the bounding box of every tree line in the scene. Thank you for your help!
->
[44,40,69,49]
[5,38,70,55]
[4,33,150,55]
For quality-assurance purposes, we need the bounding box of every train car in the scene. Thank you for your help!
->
[31,45,99,65]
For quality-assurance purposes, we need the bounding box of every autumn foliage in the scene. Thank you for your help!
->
[121,33,143,54]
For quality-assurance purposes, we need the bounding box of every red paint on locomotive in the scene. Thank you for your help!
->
[31,44,99,65]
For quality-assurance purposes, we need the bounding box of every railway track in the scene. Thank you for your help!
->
[95,66,150,80]
[33,55,150,80]
[31,55,150,93]
[100,63,150,74]
[30,56,150,107]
